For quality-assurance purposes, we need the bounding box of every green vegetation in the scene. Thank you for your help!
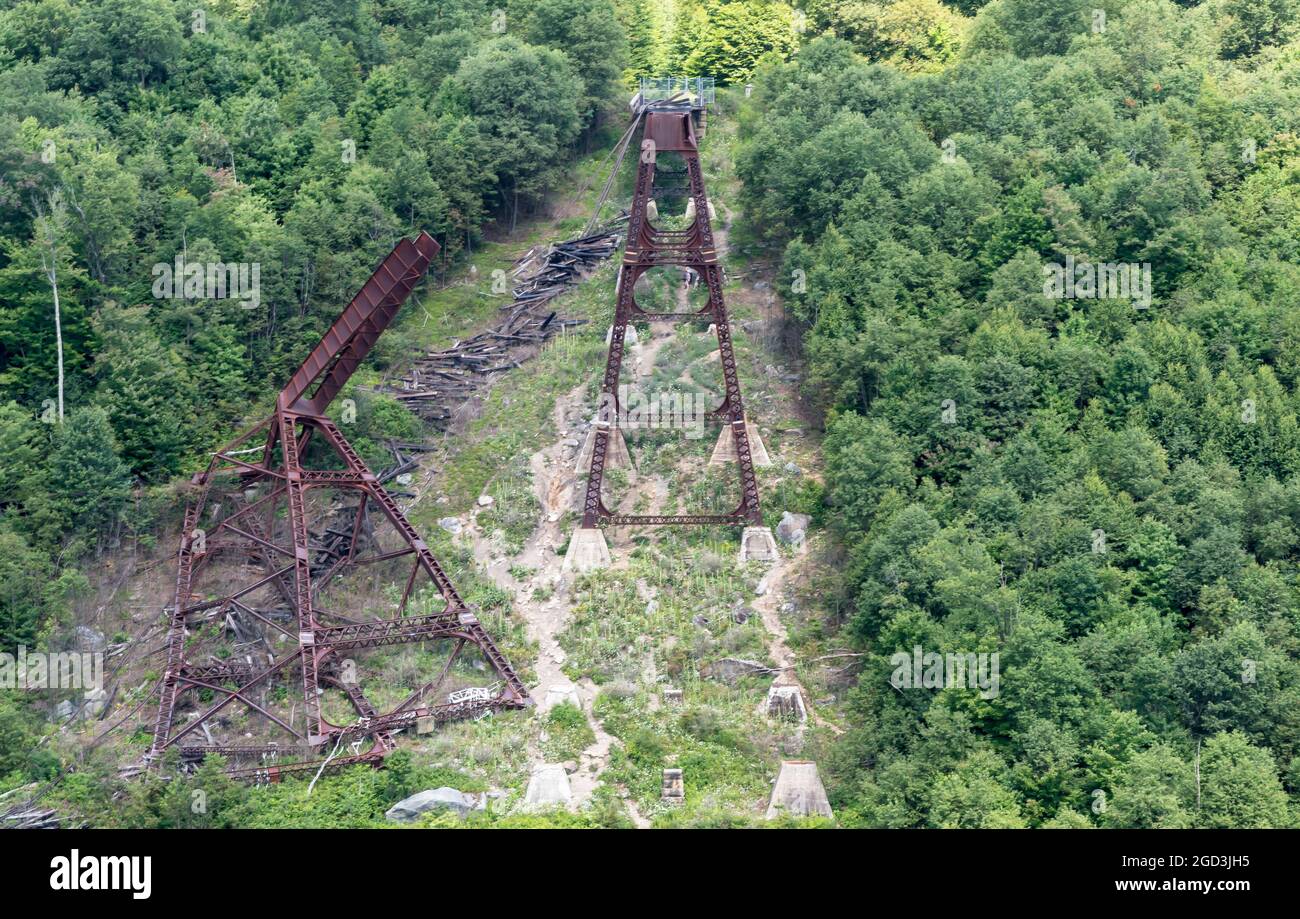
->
[736,1,1300,827]
[6,0,1300,832]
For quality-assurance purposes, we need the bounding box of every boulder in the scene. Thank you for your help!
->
[700,657,768,684]
[437,517,462,536]
[82,687,109,719]
[74,625,107,653]
[776,511,811,546]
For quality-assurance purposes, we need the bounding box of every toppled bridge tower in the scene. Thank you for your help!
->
[147,232,529,781]
[566,95,777,572]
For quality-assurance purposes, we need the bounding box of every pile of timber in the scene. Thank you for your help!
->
[381,218,625,428]
[0,790,60,830]
[2,808,59,829]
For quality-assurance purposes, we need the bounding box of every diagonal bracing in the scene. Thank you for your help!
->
[147,232,530,782]
[568,109,777,569]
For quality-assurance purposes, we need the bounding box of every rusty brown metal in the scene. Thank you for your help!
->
[579,111,763,530]
[148,233,530,780]
[279,233,438,417]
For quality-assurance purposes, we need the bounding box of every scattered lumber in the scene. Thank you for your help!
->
[2,807,59,829]
[378,217,625,429]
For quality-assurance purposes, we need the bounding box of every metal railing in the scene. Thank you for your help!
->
[635,76,715,110]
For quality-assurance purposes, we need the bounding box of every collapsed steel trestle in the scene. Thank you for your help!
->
[148,232,529,782]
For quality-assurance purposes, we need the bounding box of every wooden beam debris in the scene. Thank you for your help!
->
[379,218,626,429]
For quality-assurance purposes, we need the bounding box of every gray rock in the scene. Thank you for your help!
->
[783,462,801,476]
[477,495,495,507]
[438,516,462,536]
[53,700,75,722]
[385,787,485,822]
[700,657,768,684]
[74,625,107,653]
[83,688,109,719]
[776,511,811,546]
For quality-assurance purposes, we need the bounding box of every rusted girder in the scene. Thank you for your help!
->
[578,111,764,531]
[147,232,531,780]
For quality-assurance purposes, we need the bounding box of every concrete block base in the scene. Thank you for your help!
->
[524,764,573,809]
[605,324,639,347]
[661,768,685,804]
[684,198,717,222]
[576,423,631,473]
[709,421,772,467]
[740,526,779,564]
[541,683,583,713]
[563,527,612,573]
[766,684,807,722]
[766,760,833,820]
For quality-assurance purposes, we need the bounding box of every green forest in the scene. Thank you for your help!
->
[3,0,1300,831]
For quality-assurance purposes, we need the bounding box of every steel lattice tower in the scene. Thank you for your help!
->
[147,233,530,782]
[566,110,777,570]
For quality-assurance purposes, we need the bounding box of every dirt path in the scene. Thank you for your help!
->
[461,381,650,826]
[442,119,832,821]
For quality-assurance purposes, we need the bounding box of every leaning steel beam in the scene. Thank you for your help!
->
[278,233,438,416]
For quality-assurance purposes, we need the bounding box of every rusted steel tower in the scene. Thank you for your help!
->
[147,232,529,782]
[566,110,777,571]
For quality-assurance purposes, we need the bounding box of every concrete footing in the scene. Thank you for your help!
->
[563,527,612,573]
[661,768,685,804]
[709,421,772,466]
[605,324,639,347]
[766,684,807,722]
[766,760,833,820]
[542,683,583,713]
[524,763,573,809]
[576,422,631,473]
[739,526,779,564]
[684,199,717,222]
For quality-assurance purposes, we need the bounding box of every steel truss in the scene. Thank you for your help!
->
[579,111,763,530]
[147,232,530,782]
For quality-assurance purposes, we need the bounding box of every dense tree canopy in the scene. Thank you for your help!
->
[739,1,1300,827]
